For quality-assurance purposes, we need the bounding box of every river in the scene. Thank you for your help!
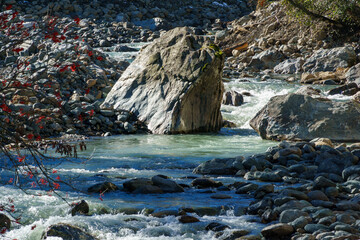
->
[1,45,348,240]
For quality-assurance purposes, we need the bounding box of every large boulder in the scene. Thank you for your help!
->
[102,27,224,134]
[250,93,360,141]
[302,46,356,73]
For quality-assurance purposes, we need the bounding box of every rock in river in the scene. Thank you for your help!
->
[250,93,360,141]
[102,27,225,134]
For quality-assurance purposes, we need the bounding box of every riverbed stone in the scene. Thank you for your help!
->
[178,215,200,223]
[304,223,329,233]
[102,27,224,134]
[151,175,184,193]
[280,209,309,223]
[250,93,360,141]
[123,178,153,192]
[345,63,360,85]
[307,190,329,201]
[205,222,230,232]
[193,157,244,175]
[261,223,294,240]
[191,178,223,188]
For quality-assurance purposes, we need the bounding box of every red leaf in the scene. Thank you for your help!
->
[12,48,24,53]
[74,17,80,25]
[27,133,34,140]
[70,64,77,72]
[88,51,93,57]
[85,88,90,94]
[52,169,57,174]
[88,109,94,116]
[8,178,13,184]
[6,5,12,10]
[59,65,68,72]
[74,36,79,40]
[17,156,25,162]
[0,228,6,234]
[31,225,36,230]
[0,104,11,113]
[53,182,60,189]
[97,56,103,61]
[36,136,41,141]
[56,176,60,180]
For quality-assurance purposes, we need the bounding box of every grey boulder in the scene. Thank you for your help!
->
[250,93,360,141]
[102,27,224,134]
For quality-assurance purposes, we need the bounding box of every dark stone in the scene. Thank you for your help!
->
[71,200,89,216]
[87,181,119,193]
[191,178,223,188]
[42,223,97,240]
[178,215,200,223]
[0,214,10,231]
[205,222,230,232]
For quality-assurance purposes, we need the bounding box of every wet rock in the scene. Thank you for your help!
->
[261,223,294,240]
[223,90,244,106]
[342,165,360,181]
[281,189,309,201]
[71,200,89,216]
[42,223,97,240]
[248,198,273,215]
[178,215,200,223]
[291,216,310,229]
[193,157,244,175]
[261,209,278,223]
[0,214,10,232]
[132,185,163,194]
[313,176,336,189]
[236,183,258,194]
[275,200,312,213]
[254,171,282,182]
[191,178,223,189]
[304,223,329,233]
[211,193,232,199]
[205,222,230,232]
[151,175,184,193]
[307,190,329,201]
[102,27,224,134]
[336,201,360,211]
[87,181,118,193]
[151,210,179,218]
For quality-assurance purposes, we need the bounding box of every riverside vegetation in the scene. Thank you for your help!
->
[1,0,360,239]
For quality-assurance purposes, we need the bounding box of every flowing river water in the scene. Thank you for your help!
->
[1,45,350,240]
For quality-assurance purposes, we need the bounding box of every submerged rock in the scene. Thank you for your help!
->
[250,93,360,141]
[87,182,119,193]
[42,223,97,240]
[102,27,225,134]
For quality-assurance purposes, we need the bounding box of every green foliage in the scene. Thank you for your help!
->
[283,0,360,28]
